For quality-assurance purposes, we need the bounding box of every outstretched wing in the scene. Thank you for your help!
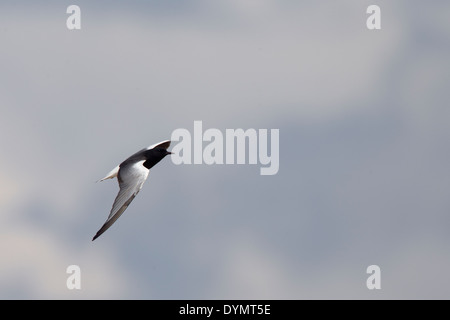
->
[92,160,149,241]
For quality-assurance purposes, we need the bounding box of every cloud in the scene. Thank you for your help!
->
[0,223,132,299]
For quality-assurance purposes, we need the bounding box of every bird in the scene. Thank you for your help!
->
[92,140,172,241]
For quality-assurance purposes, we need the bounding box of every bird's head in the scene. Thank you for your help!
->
[154,147,173,157]
[149,147,173,162]
[142,147,172,169]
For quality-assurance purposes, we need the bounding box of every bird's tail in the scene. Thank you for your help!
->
[97,165,120,182]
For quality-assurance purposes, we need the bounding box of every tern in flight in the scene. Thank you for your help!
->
[92,140,172,241]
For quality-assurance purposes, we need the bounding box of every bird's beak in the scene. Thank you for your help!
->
[166,151,173,155]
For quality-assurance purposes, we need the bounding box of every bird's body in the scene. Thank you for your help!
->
[92,140,172,241]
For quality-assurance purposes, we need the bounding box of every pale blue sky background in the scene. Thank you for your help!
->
[0,0,449,299]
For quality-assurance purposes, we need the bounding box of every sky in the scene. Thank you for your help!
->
[1,0,450,299]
